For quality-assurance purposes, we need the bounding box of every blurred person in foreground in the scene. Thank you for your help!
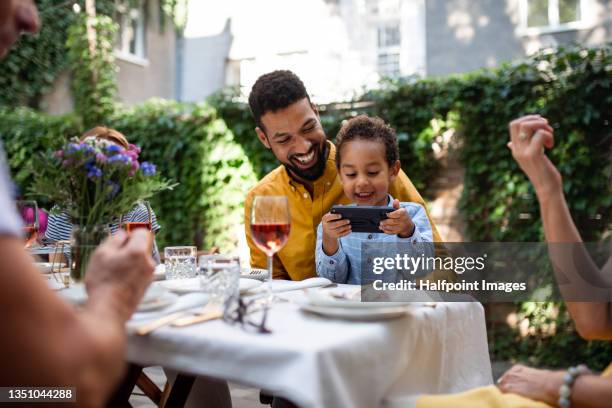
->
[0,1,155,406]
[244,70,444,281]
[417,115,612,407]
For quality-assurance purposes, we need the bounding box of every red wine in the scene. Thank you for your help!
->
[23,226,38,248]
[251,223,290,255]
[123,222,152,232]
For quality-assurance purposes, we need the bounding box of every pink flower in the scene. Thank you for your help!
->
[128,143,141,154]
[96,153,108,163]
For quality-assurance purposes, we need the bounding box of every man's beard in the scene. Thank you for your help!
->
[283,142,328,182]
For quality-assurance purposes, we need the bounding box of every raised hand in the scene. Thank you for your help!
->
[507,115,562,198]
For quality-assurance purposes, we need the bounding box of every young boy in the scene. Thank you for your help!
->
[315,115,433,284]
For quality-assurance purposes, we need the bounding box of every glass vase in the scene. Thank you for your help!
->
[70,224,110,282]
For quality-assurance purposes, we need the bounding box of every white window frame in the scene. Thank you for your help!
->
[115,0,148,65]
[376,21,401,78]
[517,0,595,36]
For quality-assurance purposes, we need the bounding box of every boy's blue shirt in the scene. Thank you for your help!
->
[315,194,434,284]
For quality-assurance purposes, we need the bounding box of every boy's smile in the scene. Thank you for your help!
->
[338,139,400,207]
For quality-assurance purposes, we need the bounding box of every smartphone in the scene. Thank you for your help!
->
[330,205,395,233]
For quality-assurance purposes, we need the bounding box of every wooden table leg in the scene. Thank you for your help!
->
[106,363,143,408]
[163,373,196,408]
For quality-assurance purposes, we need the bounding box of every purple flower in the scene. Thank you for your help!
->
[54,150,64,158]
[108,154,131,164]
[61,159,72,168]
[87,166,103,179]
[105,144,122,154]
[141,162,156,176]
[67,143,81,154]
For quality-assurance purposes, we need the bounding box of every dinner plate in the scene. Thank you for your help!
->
[60,283,174,312]
[300,304,412,321]
[159,277,201,294]
[160,278,261,295]
[305,288,413,309]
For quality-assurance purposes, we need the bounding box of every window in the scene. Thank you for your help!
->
[377,24,400,47]
[521,0,588,33]
[115,0,147,60]
[377,51,400,77]
[377,23,400,77]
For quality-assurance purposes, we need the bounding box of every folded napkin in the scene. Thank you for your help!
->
[267,277,332,293]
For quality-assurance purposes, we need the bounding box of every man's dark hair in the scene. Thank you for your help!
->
[335,115,399,169]
[248,70,310,132]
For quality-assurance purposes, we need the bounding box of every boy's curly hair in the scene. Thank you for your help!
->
[248,70,311,132]
[335,115,399,169]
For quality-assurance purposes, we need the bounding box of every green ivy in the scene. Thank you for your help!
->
[457,44,611,242]
[107,99,257,250]
[66,13,118,128]
[0,101,256,251]
[0,0,185,110]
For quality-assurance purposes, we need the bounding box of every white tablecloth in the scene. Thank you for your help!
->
[126,288,492,408]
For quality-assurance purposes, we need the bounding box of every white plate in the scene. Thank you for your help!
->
[161,277,262,295]
[159,277,202,294]
[60,283,173,312]
[305,288,413,309]
[300,304,411,321]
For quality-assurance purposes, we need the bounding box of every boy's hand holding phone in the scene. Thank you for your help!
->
[321,212,351,255]
[379,199,415,238]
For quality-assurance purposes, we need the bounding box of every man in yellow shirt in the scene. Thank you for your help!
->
[245,70,443,281]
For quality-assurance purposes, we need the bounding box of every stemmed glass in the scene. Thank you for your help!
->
[250,196,291,288]
[17,200,39,248]
[120,200,153,232]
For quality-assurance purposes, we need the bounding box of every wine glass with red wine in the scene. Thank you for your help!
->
[120,201,153,232]
[17,200,39,248]
[250,196,291,285]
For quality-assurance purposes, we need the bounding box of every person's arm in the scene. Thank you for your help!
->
[508,115,612,339]
[0,229,154,406]
[315,222,349,283]
[499,364,612,408]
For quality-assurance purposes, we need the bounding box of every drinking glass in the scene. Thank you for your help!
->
[120,201,153,232]
[164,246,197,280]
[249,196,291,286]
[17,200,39,248]
[199,255,240,307]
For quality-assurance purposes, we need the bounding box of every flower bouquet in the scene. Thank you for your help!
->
[33,137,173,280]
